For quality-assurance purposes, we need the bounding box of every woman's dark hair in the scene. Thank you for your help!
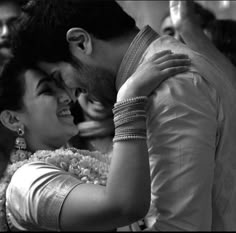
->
[0,57,30,166]
[14,0,136,63]
[0,58,33,113]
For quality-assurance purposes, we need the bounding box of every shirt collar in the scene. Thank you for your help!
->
[116,26,159,90]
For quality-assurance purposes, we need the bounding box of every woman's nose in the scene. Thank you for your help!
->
[58,92,71,105]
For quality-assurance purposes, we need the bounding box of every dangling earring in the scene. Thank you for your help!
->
[11,127,29,162]
[15,127,27,151]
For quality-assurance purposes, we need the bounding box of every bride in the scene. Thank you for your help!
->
[0,51,189,231]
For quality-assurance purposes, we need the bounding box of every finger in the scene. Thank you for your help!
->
[161,66,189,78]
[152,53,190,65]
[158,58,191,70]
[146,66,189,92]
[145,65,189,88]
[145,50,173,63]
[144,66,189,97]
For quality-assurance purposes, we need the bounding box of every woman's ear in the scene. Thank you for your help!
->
[0,110,22,133]
[66,28,93,56]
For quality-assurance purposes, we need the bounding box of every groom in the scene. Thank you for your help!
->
[11,0,236,231]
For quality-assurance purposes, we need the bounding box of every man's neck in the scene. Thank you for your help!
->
[107,28,140,76]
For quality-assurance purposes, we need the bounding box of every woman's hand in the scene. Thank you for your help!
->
[117,50,190,101]
[169,0,198,31]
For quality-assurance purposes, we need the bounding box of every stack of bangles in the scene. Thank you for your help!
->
[112,96,148,142]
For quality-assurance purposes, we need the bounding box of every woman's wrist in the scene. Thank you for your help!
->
[116,88,140,102]
[113,97,148,143]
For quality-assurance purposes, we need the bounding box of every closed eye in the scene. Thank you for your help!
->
[38,86,54,95]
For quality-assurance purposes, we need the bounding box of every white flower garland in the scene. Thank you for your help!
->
[0,147,110,231]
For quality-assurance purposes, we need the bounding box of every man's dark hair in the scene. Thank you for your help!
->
[14,0,136,63]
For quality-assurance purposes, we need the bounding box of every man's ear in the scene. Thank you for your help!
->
[0,110,22,133]
[66,28,93,56]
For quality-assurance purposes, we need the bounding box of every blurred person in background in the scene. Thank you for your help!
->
[162,0,236,67]
[160,1,215,43]
[0,0,21,72]
[169,0,236,88]
[0,0,22,176]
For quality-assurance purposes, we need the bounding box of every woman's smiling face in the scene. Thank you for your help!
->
[19,69,79,151]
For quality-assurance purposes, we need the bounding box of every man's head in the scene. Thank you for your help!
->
[15,0,137,106]
[0,0,21,62]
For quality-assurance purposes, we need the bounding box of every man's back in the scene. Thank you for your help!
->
[145,33,236,231]
[117,26,236,230]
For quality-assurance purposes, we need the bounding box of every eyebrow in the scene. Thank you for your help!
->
[36,77,53,89]
[49,70,77,102]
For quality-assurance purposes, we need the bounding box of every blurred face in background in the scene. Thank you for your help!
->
[160,14,214,45]
[0,0,21,61]
[160,15,184,43]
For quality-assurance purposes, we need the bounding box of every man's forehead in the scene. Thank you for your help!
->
[37,61,79,77]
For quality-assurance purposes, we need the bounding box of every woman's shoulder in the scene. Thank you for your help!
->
[7,161,66,200]
[6,161,82,231]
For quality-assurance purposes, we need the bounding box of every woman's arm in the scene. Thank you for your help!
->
[59,51,190,231]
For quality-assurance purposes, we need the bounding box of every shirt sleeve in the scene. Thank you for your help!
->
[146,71,220,231]
[6,161,82,231]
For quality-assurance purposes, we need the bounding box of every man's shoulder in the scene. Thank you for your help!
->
[141,35,201,74]
[150,35,196,56]
[143,35,234,96]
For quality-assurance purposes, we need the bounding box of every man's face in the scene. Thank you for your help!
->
[38,60,117,108]
[0,1,21,60]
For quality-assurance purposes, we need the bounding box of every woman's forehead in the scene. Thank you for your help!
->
[23,69,53,91]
